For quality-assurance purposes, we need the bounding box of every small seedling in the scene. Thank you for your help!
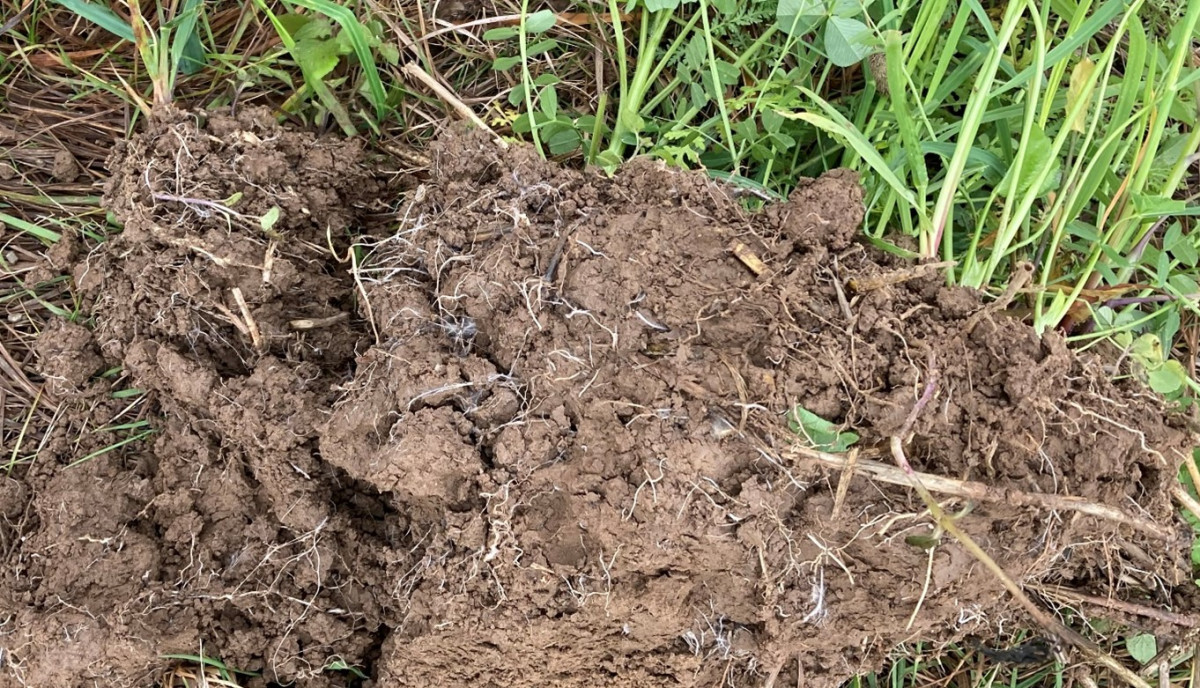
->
[324,657,368,678]
[1121,332,1193,396]
[254,1,398,135]
[154,192,283,239]
[259,206,281,235]
[786,405,859,453]
[160,652,259,683]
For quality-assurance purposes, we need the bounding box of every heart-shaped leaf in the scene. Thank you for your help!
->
[776,0,824,36]
[823,16,875,67]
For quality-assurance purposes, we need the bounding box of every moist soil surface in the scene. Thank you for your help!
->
[5,108,1197,687]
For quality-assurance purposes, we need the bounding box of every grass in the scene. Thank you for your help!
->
[1,0,1198,685]
[849,639,1066,688]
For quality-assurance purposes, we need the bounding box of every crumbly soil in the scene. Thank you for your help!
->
[5,109,1197,687]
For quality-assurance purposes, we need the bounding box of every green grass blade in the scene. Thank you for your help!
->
[52,0,135,42]
[928,0,1027,257]
[160,654,260,677]
[989,0,1124,97]
[0,210,62,244]
[68,430,156,468]
[784,90,917,207]
[170,0,206,77]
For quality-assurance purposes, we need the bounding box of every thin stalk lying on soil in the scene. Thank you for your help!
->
[889,375,1154,688]
[1033,584,1200,629]
[402,62,506,146]
[794,447,1168,539]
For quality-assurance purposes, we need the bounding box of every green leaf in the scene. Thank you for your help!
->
[0,211,62,244]
[1131,333,1165,366]
[684,33,707,70]
[1162,307,1181,352]
[1066,57,1096,133]
[735,118,758,143]
[294,15,334,40]
[714,59,740,85]
[779,99,917,207]
[277,12,313,37]
[905,534,940,550]
[920,142,1007,181]
[594,149,622,172]
[786,406,859,453]
[776,0,824,36]
[523,9,557,33]
[618,108,645,136]
[174,0,207,76]
[823,16,874,67]
[542,122,581,156]
[377,41,400,65]
[1148,361,1187,395]
[527,38,559,56]
[324,659,368,679]
[768,131,796,148]
[260,206,282,234]
[1173,236,1198,267]
[1126,634,1158,665]
[493,55,521,71]
[689,81,709,110]
[52,0,135,41]
[508,83,526,107]
[483,26,520,40]
[1131,193,1188,218]
[1169,273,1199,296]
[1010,123,1060,198]
[644,0,683,10]
[293,38,342,81]
[539,84,558,119]
[1164,222,1184,251]
[1155,250,1171,286]
[830,0,865,17]
[286,0,388,117]
[761,109,784,134]
[160,654,260,677]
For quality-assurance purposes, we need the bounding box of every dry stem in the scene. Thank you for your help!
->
[401,62,506,147]
[797,448,1169,539]
[1034,584,1200,628]
[889,375,1153,688]
[231,287,262,351]
[830,446,858,519]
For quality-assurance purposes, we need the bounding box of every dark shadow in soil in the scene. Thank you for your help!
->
[5,109,1196,687]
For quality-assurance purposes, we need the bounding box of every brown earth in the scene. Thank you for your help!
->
[4,108,1197,687]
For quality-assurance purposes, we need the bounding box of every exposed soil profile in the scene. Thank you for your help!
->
[6,108,1198,687]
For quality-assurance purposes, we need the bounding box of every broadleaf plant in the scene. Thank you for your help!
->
[786,405,859,453]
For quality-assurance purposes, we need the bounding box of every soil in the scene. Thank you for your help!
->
[5,108,1197,688]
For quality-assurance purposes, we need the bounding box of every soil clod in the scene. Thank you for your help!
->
[6,112,1196,687]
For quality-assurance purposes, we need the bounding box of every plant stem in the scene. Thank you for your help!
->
[518,0,543,156]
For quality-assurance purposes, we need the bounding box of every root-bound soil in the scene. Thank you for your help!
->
[6,109,1197,687]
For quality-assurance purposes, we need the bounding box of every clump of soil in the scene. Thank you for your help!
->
[6,110,1196,687]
